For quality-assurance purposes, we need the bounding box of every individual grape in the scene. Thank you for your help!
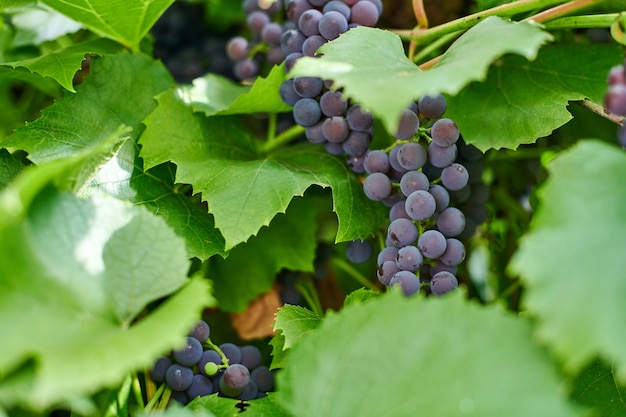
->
[305,120,325,144]
[430,261,457,276]
[437,207,465,237]
[387,218,418,247]
[396,245,423,272]
[323,0,351,19]
[293,76,323,98]
[298,9,323,36]
[441,163,469,191]
[251,366,275,392]
[261,22,284,45]
[240,345,262,370]
[405,189,436,221]
[284,51,303,72]
[377,260,400,285]
[608,64,626,86]
[417,229,447,259]
[430,118,460,146]
[418,93,447,118]
[364,150,389,174]
[286,0,312,23]
[223,364,251,390]
[605,84,626,115]
[170,390,189,405]
[187,374,214,399]
[346,104,374,131]
[247,10,270,33]
[279,79,301,106]
[389,200,409,221]
[393,109,420,139]
[150,356,172,382]
[400,170,429,197]
[396,142,427,170]
[267,46,285,65]
[342,131,370,156]
[429,184,450,212]
[219,376,244,397]
[388,145,408,174]
[346,239,372,263]
[389,271,420,296]
[166,364,194,391]
[377,246,399,266]
[439,238,465,266]
[281,28,306,54]
[325,141,344,155]
[199,349,222,376]
[173,337,203,366]
[238,380,260,401]
[219,343,242,365]
[293,98,322,127]
[430,271,459,296]
[319,11,349,40]
[322,116,350,143]
[302,34,326,56]
[188,320,210,343]
[349,0,379,26]
[363,172,392,201]
[366,0,383,14]
[226,36,248,61]
[320,90,348,116]
[427,142,457,168]
[234,59,258,80]
[347,154,366,173]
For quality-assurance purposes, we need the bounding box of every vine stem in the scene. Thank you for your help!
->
[576,99,625,126]
[295,278,325,316]
[261,124,305,153]
[331,257,379,291]
[144,383,165,412]
[522,0,606,23]
[542,13,619,29]
[203,339,231,368]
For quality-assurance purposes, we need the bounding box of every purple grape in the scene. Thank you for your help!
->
[251,366,275,392]
[364,150,390,174]
[188,320,210,343]
[605,84,626,115]
[363,172,392,201]
[186,374,214,399]
[173,337,203,366]
[293,76,323,98]
[400,170,429,197]
[219,343,242,365]
[377,246,399,266]
[223,364,251,390]
[150,356,172,382]
[428,142,457,168]
[437,207,465,237]
[323,1,351,20]
[322,116,350,143]
[350,0,380,26]
[325,141,344,155]
[430,261,457,276]
[237,380,260,401]
[439,238,465,266]
[262,22,284,45]
[267,47,285,65]
[320,90,348,116]
[293,98,322,127]
[608,64,626,86]
[387,218,418,247]
[377,260,400,285]
[417,229,447,259]
[342,131,370,156]
[405,189,436,221]
[396,245,423,272]
[346,239,372,263]
[166,364,194,391]
[247,11,270,33]
[431,118,460,146]
[389,200,409,221]
[393,109,420,139]
[346,104,373,131]
[388,145,408,174]
[240,345,262,370]
[430,271,458,296]
[429,184,450,212]
[286,0,312,23]
[305,120,326,144]
[389,271,420,296]
[226,36,248,61]
[441,163,469,191]
[234,59,258,80]
[418,93,447,118]
[281,29,306,54]
[396,142,427,170]
[284,52,303,72]
[319,11,349,40]
[280,79,300,105]
[347,154,366,173]
[302,34,326,56]
[298,9,323,36]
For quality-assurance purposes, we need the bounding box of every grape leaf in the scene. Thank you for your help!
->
[0,38,122,92]
[276,290,581,417]
[509,140,626,379]
[342,288,381,307]
[187,393,290,417]
[269,331,287,370]
[40,0,175,50]
[140,92,386,249]
[183,64,290,116]
[11,4,82,47]
[570,359,626,417]
[445,44,623,150]
[289,17,552,135]
[273,305,322,350]
[0,148,25,190]
[208,197,318,312]
[2,53,172,162]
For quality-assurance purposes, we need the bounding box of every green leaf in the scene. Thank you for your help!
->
[1,38,122,92]
[269,331,287,370]
[0,149,25,190]
[10,4,82,47]
[446,44,623,150]
[183,64,291,117]
[40,0,175,50]
[209,196,318,312]
[276,290,581,417]
[2,53,172,162]
[342,288,381,307]
[273,305,322,350]
[289,18,552,135]
[140,92,386,249]
[509,140,626,378]
[570,359,626,417]
[187,394,240,417]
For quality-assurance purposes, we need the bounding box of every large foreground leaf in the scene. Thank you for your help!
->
[289,17,552,136]
[276,290,581,417]
[510,140,626,378]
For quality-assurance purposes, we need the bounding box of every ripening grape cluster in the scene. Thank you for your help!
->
[149,320,275,405]
[604,61,626,147]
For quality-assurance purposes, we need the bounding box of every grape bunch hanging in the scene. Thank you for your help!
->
[226,0,488,297]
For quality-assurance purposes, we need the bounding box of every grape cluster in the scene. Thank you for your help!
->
[149,320,275,405]
[604,61,626,147]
